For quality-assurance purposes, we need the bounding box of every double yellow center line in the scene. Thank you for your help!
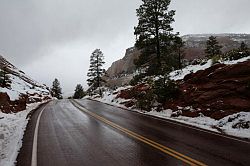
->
[71,100,207,166]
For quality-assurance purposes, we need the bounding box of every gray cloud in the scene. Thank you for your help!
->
[0,0,250,95]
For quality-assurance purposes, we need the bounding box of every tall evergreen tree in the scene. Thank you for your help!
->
[73,84,86,99]
[134,0,180,74]
[87,49,105,95]
[51,78,63,99]
[0,67,11,88]
[205,36,222,58]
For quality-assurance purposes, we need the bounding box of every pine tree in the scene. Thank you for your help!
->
[51,78,63,99]
[172,36,185,69]
[205,36,222,58]
[134,0,180,74]
[87,49,105,95]
[0,66,11,88]
[73,84,86,99]
[239,41,248,52]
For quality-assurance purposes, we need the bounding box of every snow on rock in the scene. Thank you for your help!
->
[217,112,250,138]
[0,102,46,166]
[169,60,212,80]
[222,56,250,65]
[169,55,250,81]
[86,86,132,109]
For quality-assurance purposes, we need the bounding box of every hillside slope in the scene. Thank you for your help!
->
[90,56,250,139]
[0,55,51,113]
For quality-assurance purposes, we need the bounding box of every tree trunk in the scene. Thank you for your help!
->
[178,47,181,69]
[155,3,161,69]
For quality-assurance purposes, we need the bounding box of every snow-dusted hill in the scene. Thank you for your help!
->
[0,55,51,113]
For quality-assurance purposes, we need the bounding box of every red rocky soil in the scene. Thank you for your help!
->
[166,60,250,119]
[0,92,27,113]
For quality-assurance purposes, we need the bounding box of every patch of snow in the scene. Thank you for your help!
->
[145,110,218,132]
[222,56,250,65]
[217,112,250,138]
[0,101,48,166]
[169,60,212,80]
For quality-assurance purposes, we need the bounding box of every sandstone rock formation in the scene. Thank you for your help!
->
[166,60,250,119]
[106,47,140,78]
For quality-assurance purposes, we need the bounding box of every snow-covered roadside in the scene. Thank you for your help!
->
[0,101,48,166]
[90,96,250,139]
[146,110,250,139]
[85,86,133,109]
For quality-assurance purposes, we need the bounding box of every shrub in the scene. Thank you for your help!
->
[211,55,221,65]
[224,49,249,61]
[136,90,156,112]
[130,73,146,86]
[153,77,181,103]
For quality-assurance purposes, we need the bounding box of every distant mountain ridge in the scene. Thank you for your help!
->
[183,33,250,60]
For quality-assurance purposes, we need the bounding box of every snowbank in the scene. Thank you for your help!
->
[169,60,212,81]
[0,102,47,166]
[90,95,250,139]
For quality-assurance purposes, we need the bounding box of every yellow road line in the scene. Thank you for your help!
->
[71,100,207,166]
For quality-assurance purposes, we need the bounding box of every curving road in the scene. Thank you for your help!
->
[17,99,250,166]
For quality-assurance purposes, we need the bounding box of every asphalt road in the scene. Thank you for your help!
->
[17,99,250,166]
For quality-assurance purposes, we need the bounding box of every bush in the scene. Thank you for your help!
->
[211,55,221,65]
[224,49,249,61]
[136,90,156,112]
[134,76,181,112]
[153,77,181,103]
[130,73,146,86]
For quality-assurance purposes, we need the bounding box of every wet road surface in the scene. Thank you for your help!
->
[17,99,250,166]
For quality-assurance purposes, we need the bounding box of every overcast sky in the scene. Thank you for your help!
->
[1,0,250,96]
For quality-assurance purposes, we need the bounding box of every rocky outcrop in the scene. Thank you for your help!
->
[0,92,27,113]
[104,75,134,89]
[104,47,140,88]
[106,47,140,78]
[166,60,250,119]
